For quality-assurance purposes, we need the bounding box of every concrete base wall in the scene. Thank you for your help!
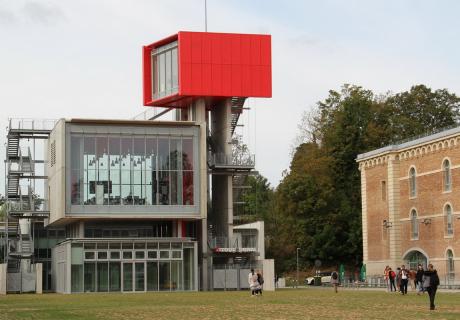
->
[262,259,275,291]
[35,263,43,294]
[0,264,6,295]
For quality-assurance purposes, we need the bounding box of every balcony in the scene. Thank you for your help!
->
[208,152,255,173]
[8,195,50,219]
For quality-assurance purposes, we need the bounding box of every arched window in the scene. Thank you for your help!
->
[409,167,417,197]
[411,209,419,239]
[443,159,452,191]
[445,204,453,236]
[446,249,455,284]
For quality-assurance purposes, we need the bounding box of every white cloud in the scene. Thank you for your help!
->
[22,1,66,25]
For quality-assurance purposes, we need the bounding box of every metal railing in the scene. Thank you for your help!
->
[209,236,258,252]
[209,153,255,168]
[9,118,57,131]
[132,107,176,121]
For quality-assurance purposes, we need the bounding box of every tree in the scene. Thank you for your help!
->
[242,174,273,220]
[387,85,460,141]
[269,84,460,274]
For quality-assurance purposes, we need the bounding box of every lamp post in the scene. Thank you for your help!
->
[296,247,300,288]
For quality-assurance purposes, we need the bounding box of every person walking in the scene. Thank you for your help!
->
[331,270,339,293]
[395,267,401,292]
[416,264,424,295]
[248,268,259,297]
[399,265,409,295]
[388,267,397,292]
[409,268,416,291]
[256,270,264,296]
[423,264,440,310]
[383,266,390,292]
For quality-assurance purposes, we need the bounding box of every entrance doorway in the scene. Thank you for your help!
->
[404,250,428,270]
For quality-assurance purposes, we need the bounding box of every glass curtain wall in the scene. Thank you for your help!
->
[71,134,194,207]
[151,41,178,100]
[72,241,195,293]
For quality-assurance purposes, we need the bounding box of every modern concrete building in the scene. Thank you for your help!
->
[357,127,460,286]
[1,31,274,293]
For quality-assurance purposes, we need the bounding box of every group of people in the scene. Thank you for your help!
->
[248,268,264,296]
[384,263,440,310]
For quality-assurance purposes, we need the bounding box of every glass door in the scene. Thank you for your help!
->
[109,262,121,292]
[159,261,170,291]
[123,262,133,292]
[135,262,145,291]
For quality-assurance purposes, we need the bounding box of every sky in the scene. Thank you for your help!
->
[2,0,460,190]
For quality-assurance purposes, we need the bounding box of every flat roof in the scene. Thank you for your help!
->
[67,118,196,126]
[357,124,460,161]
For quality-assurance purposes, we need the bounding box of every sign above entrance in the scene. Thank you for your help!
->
[213,247,257,253]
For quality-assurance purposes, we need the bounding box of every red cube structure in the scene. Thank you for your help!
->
[143,31,272,107]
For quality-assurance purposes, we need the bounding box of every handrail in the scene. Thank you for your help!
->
[9,118,57,131]
[209,153,255,167]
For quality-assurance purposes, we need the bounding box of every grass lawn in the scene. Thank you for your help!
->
[1,288,459,320]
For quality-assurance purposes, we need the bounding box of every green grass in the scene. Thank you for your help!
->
[0,288,459,320]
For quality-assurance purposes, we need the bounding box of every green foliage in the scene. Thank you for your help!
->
[268,84,460,274]
[242,174,273,220]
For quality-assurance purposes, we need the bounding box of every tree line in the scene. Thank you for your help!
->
[244,84,460,273]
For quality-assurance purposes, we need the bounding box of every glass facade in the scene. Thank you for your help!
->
[152,41,178,100]
[70,240,196,293]
[69,133,195,208]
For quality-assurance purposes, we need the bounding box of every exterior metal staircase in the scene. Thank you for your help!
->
[7,134,19,159]
[230,97,246,136]
[3,119,54,290]
[7,175,20,200]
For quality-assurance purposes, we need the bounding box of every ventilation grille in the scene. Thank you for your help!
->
[50,141,56,167]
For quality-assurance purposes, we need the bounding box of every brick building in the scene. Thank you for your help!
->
[357,127,459,285]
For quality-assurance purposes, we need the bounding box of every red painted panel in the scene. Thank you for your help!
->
[143,31,271,107]
[250,37,261,66]
[231,65,242,95]
[181,63,192,94]
[191,33,202,64]
[202,64,212,94]
[251,65,261,96]
[221,34,232,65]
[222,64,232,96]
[211,33,222,65]
[241,65,251,96]
[260,36,271,66]
[262,65,272,97]
[202,35,212,64]
[231,34,241,65]
[191,63,202,93]
[142,46,152,105]
[180,32,192,64]
[241,36,251,65]
[211,64,222,95]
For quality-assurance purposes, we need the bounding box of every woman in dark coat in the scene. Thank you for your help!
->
[423,264,440,310]
[415,264,424,294]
